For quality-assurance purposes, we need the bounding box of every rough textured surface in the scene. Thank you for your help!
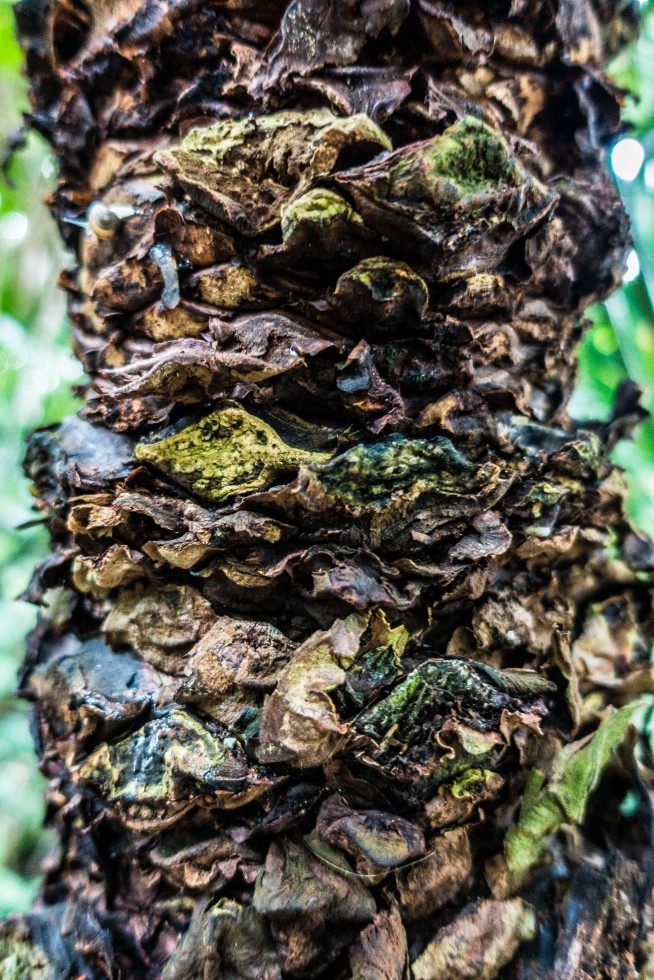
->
[4,0,654,977]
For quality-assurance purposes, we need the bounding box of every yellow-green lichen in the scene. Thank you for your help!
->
[135,404,333,503]
[156,110,390,234]
[358,659,512,744]
[308,433,499,512]
[379,116,525,206]
[281,188,365,241]
[336,114,554,260]
[447,768,502,799]
[177,110,390,164]
[422,116,523,193]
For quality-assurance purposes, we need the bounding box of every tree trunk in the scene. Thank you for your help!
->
[2,0,654,976]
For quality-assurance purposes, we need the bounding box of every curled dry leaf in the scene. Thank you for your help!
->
[77,707,274,829]
[411,898,537,980]
[162,898,281,980]
[348,906,409,980]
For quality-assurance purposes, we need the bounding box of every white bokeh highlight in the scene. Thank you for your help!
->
[611,138,645,182]
[624,249,641,284]
[0,211,29,247]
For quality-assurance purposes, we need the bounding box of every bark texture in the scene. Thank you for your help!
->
[3,1,654,977]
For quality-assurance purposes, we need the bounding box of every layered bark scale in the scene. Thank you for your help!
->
[3,0,654,977]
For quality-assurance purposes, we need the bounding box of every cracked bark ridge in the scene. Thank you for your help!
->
[4,0,654,977]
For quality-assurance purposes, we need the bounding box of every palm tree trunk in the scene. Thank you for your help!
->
[3,0,654,976]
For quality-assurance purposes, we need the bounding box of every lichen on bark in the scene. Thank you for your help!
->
[4,0,654,977]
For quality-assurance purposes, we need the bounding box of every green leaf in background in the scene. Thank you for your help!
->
[570,1,654,537]
[0,0,83,913]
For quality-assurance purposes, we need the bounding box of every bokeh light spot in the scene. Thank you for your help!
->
[624,248,641,283]
[611,138,645,181]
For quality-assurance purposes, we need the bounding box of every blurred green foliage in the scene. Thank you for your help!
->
[0,0,83,916]
[572,0,654,532]
[0,0,654,918]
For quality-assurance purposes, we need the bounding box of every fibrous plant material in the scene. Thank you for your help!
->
[4,0,654,977]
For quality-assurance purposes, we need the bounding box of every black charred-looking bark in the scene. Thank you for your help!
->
[3,0,654,977]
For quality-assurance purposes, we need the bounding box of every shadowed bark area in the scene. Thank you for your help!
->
[3,0,654,977]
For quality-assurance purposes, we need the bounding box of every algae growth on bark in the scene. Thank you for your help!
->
[3,0,654,977]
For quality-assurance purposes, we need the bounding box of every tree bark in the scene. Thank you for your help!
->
[2,0,654,977]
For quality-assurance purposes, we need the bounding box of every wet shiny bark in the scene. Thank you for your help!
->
[3,1,654,977]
